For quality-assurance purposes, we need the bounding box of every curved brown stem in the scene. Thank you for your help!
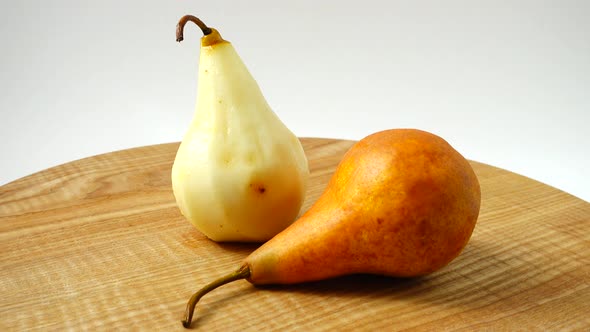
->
[176,15,212,42]
[182,264,251,328]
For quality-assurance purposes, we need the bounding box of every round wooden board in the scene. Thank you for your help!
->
[1,138,589,331]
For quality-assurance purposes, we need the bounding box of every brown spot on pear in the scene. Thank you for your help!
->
[249,182,267,195]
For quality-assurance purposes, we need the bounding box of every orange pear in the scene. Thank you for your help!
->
[181,129,481,327]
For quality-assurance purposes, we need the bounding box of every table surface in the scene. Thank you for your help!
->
[1,138,589,331]
[0,1,589,202]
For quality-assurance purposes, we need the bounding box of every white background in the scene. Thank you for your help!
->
[1,1,589,201]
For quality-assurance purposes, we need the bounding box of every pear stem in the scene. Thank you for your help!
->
[176,15,212,42]
[182,264,251,328]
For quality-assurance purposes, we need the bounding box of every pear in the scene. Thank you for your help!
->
[181,129,481,327]
[171,15,309,242]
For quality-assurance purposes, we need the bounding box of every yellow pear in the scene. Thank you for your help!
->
[171,15,309,242]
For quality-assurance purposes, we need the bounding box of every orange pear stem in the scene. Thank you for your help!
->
[182,264,251,328]
[176,15,212,42]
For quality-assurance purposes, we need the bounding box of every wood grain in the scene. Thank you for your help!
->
[1,138,589,331]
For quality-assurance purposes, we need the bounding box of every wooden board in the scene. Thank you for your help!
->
[1,138,589,331]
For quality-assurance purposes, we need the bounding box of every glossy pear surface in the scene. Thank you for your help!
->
[172,29,309,242]
[245,129,481,283]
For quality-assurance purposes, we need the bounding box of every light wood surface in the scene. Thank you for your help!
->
[1,138,589,331]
